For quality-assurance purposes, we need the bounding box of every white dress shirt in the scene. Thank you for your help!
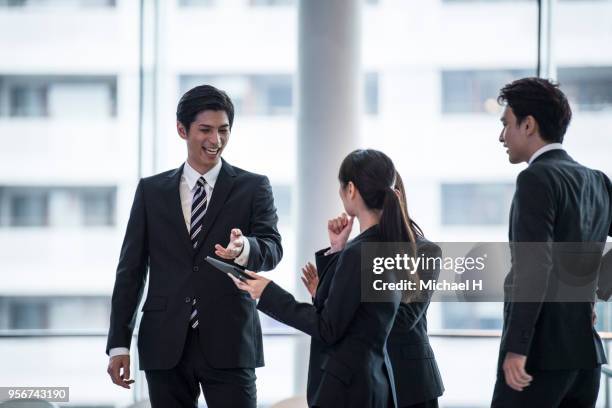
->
[528,143,564,165]
[109,160,250,358]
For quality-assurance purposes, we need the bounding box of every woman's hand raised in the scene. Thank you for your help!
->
[328,212,354,253]
[301,262,319,297]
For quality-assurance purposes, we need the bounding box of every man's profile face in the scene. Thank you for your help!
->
[499,106,529,164]
[178,110,230,172]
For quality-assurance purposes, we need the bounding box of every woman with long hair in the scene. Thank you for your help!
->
[302,171,445,408]
[230,149,411,407]
[386,172,445,408]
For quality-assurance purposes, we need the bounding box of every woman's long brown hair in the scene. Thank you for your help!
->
[393,171,423,239]
[394,171,425,303]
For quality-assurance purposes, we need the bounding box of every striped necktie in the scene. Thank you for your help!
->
[189,176,208,329]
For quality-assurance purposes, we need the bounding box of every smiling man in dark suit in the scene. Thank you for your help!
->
[105,84,283,407]
[491,77,612,408]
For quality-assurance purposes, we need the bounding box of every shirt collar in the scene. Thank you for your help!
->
[528,143,564,165]
[183,160,222,191]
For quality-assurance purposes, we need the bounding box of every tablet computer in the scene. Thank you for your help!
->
[205,256,255,282]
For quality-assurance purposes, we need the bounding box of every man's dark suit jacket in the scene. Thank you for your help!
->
[500,149,612,371]
[387,237,445,407]
[257,225,402,408]
[106,159,283,370]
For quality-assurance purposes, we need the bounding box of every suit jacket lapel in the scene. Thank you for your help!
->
[194,159,237,257]
[163,164,194,256]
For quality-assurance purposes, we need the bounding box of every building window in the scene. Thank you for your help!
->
[442,0,534,3]
[8,298,48,329]
[0,186,116,227]
[81,188,116,226]
[441,182,515,225]
[265,81,292,115]
[180,74,293,116]
[0,75,117,118]
[8,191,49,227]
[441,69,534,113]
[441,67,612,114]
[249,0,377,5]
[180,73,379,116]
[9,85,47,117]
[177,0,215,6]
[441,303,503,330]
[558,66,612,112]
[0,0,115,7]
[0,296,111,330]
[250,0,294,5]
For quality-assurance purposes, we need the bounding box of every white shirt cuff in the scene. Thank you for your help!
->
[109,347,130,358]
[234,236,251,267]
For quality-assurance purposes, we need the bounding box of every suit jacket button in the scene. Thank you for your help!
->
[185,297,191,303]
[193,266,199,272]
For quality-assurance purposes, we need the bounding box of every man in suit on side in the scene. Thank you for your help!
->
[491,77,612,408]
[105,85,283,407]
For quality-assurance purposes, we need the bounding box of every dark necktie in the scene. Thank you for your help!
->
[189,176,208,329]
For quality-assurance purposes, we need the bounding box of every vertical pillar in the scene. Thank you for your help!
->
[294,0,362,395]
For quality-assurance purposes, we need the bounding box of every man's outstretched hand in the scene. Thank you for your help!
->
[215,228,245,260]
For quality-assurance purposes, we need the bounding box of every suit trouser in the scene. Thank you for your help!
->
[491,366,601,408]
[144,327,257,408]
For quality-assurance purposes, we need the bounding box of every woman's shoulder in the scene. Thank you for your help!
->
[416,236,441,257]
[344,226,381,251]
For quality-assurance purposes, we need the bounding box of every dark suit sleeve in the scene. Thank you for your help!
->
[606,173,612,237]
[106,180,149,355]
[596,172,612,300]
[245,176,283,272]
[257,247,361,346]
[505,169,555,356]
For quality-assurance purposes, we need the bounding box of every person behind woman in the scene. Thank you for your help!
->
[230,149,413,408]
[301,171,445,408]
[387,172,445,408]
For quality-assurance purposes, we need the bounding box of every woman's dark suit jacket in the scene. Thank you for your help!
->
[257,225,402,408]
[387,238,445,407]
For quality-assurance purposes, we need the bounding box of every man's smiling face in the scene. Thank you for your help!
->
[178,110,230,173]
